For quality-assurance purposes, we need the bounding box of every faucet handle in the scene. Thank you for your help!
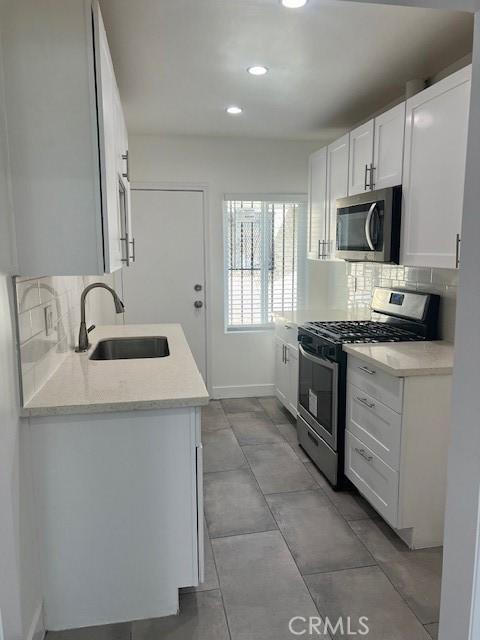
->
[87,325,96,334]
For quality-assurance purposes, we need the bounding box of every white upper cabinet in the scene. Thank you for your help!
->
[95,4,124,273]
[326,133,350,258]
[373,102,405,190]
[348,119,374,195]
[308,148,328,259]
[3,0,131,275]
[401,66,471,268]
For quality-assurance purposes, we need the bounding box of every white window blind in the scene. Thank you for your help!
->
[224,196,307,330]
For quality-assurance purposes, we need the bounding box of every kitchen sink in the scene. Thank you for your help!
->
[89,336,170,360]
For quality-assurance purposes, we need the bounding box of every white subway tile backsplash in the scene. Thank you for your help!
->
[21,366,35,405]
[16,280,41,313]
[17,311,32,344]
[308,260,458,342]
[15,273,117,405]
[30,306,46,337]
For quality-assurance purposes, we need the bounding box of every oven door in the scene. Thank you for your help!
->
[298,345,339,451]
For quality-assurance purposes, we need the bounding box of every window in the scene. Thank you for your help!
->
[224,195,307,330]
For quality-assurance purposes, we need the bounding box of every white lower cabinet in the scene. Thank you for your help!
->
[275,337,289,408]
[347,383,402,470]
[346,355,452,549]
[274,323,299,417]
[286,343,299,416]
[345,430,399,527]
[28,406,203,630]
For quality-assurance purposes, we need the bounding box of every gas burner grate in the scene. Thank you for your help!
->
[304,320,425,343]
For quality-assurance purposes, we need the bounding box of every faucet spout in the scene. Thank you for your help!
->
[76,283,125,353]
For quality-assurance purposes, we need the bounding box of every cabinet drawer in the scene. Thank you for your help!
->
[347,355,404,413]
[345,431,399,528]
[347,383,402,470]
[275,321,298,347]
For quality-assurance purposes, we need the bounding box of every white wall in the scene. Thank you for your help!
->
[130,134,319,397]
[439,10,480,640]
[0,25,43,640]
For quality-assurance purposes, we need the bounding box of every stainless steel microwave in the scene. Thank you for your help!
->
[336,186,402,263]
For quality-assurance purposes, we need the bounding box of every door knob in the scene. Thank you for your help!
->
[194,300,203,309]
[194,284,203,291]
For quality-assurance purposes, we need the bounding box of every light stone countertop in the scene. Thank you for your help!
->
[343,340,455,377]
[22,324,209,417]
[274,307,371,326]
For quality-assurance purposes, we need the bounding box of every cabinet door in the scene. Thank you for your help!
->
[327,133,350,258]
[373,102,405,190]
[308,148,328,259]
[345,430,399,528]
[348,120,374,196]
[275,338,289,409]
[402,66,471,268]
[286,344,299,417]
[94,3,123,273]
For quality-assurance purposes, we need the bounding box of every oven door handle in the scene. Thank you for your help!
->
[365,202,377,251]
[299,344,338,371]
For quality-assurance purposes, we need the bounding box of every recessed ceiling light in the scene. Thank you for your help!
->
[226,106,243,115]
[247,65,268,76]
[281,0,308,7]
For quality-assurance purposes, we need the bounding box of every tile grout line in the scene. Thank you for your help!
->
[213,400,440,633]
[342,500,441,628]
[219,400,329,627]
[299,449,434,627]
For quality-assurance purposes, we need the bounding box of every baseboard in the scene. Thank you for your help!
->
[26,602,45,640]
[212,384,275,399]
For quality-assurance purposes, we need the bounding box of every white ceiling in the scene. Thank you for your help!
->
[99,0,473,142]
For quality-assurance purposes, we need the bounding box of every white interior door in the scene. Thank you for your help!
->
[121,189,207,379]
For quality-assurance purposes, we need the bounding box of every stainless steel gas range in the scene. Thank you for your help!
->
[297,288,440,489]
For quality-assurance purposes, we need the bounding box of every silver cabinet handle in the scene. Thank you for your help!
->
[455,233,461,269]
[122,150,130,182]
[364,164,369,191]
[355,447,373,463]
[121,232,130,266]
[130,237,136,263]
[368,163,375,190]
[285,346,289,364]
[358,365,376,375]
[357,396,375,409]
[318,240,325,259]
[317,239,330,260]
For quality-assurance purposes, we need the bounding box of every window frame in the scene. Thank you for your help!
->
[223,194,307,333]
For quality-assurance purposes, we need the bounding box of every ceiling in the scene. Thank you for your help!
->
[99,0,473,143]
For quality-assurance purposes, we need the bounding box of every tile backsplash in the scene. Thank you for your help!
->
[307,260,458,342]
[15,274,119,404]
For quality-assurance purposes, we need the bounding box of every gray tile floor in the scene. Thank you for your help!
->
[47,398,443,640]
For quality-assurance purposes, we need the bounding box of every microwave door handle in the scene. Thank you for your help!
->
[365,202,377,251]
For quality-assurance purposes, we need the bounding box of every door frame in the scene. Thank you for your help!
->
[128,181,211,391]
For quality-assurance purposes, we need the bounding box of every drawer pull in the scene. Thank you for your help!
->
[358,365,376,375]
[355,447,373,463]
[357,396,375,409]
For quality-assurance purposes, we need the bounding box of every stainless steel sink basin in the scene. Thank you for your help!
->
[89,336,170,361]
